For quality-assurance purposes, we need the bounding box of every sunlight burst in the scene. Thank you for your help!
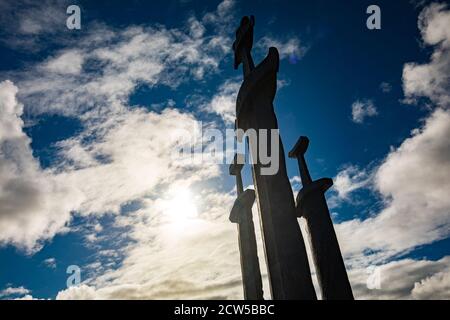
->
[164,186,199,221]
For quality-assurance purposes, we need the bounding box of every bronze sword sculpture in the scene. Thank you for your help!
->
[229,154,264,300]
[289,136,354,300]
[232,16,316,299]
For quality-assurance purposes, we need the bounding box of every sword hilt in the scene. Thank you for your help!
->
[230,154,245,194]
[232,16,255,77]
[289,136,313,186]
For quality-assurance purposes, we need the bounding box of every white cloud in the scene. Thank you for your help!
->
[337,108,450,265]
[0,286,30,298]
[188,17,206,39]
[412,265,450,299]
[0,82,223,252]
[15,14,232,117]
[0,0,237,253]
[43,257,57,269]
[202,0,235,28]
[351,99,378,123]
[0,0,302,300]
[56,189,245,300]
[349,256,450,299]
[203,80,240,123]
[43,50,85,75]
[402,3,450,107]
[0,80,82,253]
[60,108,220,216]
[257,36,307,62]
[56,285,98,300]
[13,294,39,300]
[332,165,371,200]
[0,1,246,300]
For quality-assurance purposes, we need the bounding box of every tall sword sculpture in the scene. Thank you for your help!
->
[229,154,264,300]
[289,136,354,300]
[232,16,316,299]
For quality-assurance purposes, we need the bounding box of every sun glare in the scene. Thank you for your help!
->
[164,187,199,221]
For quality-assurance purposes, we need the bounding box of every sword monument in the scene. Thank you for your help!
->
[230,16,316,300]
[229,16,353,300]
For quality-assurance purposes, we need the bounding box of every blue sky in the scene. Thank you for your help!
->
[0,0,449,300]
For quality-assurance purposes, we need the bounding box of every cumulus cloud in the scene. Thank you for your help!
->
[0,80,81,253]
[351,99,378,123]
[412,265,450,299]
[402,3,450,107]
[56,284,98,300]
[337,108,450,265]
[332,165,372,200]
[350,256,450,299]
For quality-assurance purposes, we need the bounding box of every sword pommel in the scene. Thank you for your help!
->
[288,136,309,159]
[232,16,255,70]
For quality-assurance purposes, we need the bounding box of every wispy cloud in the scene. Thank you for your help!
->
[380,82,392,93]
[43,257,57,269]
[0,286,31,298]
[0,0,72,50]
[256,35,307,63]
[351,99,378,123]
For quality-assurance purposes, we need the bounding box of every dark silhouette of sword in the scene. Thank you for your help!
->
[229,154,264,300]
[289,136,354,300]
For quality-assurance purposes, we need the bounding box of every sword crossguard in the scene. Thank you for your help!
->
[229,189,256,223]
[229,154,245,176]
[295,178,333,218]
